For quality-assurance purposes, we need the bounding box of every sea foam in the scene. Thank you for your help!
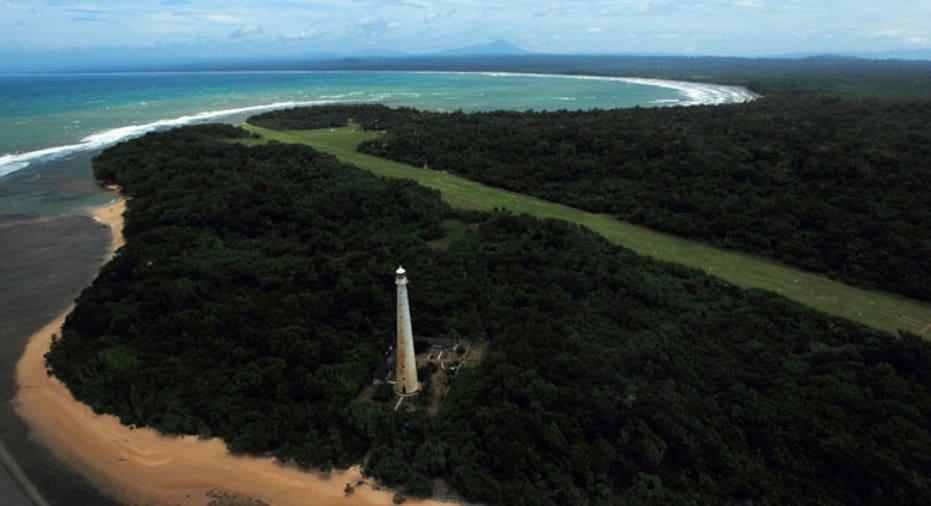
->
[0,99,339,178]
[447,71,758,106]
[0,71,757,178]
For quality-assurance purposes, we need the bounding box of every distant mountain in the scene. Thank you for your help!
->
[859,48,931,60]
[439,39,528,56]
[776,49,931,61]
[355,48,410,58]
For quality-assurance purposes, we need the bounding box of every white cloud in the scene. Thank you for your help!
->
[870,29,928,46]
[355,16,403,36]
[597,1,680,18]
[203,14,244,24]
[283,29,320,40]
[638,1,662,13]
[399,0,454,21]
[229,24,263,39]
[1,0,40,13]
[136,11,195,33]
[870,29,898,38]
[586,27,602,34]
[401,0,433,8]
[534,3,566,18]
[1,1,31,10]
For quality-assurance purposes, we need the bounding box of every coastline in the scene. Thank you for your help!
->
[13,193,460,506]
[0,99,340,178]
[442,71,759,105]
[0,71,757,178]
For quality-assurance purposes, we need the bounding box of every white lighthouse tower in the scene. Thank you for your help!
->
[394,266,420,396]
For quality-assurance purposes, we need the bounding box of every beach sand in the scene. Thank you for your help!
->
[13,195,460,506]
[92,193,125,259]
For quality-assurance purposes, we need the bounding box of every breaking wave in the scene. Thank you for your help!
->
[0,99,339,177]
[0,71,757,178]
[420,70,758,106]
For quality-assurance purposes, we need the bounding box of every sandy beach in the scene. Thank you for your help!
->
[13,194,459,506]
[93,189,125,259]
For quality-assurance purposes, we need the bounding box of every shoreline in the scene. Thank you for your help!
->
[0,99,341,178]
[13,193,460,506]
[437,71,759,105]
[0,70,756,178]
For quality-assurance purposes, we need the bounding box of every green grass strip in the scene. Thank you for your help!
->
[239,123,931,336]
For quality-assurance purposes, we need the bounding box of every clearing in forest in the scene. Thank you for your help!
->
[237,124,931,337]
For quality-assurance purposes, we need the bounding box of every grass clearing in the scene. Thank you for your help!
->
[239,123,931,336]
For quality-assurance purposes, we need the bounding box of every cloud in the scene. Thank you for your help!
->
[68,8,108,16]
[870,29,927,46]
[355,16,402,36]
[401,0,454,23]
[732,0,763,7]
[638,1,669,13]
[1,0,37,12]
[534,3,567,18]
[160,0,191,5]
[870,29,899,38]
[598,1,680,18]
[401,0,432,8]
[204,14,244,24]
[67,8,119,24]
[135,11,198,33]
[586,27,602,34]
[229,24,263,39]
[283,29,320,40]
[72,16,116,23]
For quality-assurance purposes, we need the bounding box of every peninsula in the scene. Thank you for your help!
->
[33,120,931,505]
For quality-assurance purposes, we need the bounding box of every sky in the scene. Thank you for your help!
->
[1,0,931,62]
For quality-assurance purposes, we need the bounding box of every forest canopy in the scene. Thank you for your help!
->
[250,97,931,301]
[47,123,931,505]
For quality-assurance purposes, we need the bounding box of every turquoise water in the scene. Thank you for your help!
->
[0,71,753,216]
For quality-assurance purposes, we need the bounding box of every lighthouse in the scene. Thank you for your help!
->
[394,266,420,396]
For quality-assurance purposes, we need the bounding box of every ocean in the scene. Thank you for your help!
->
[0,71,753,217]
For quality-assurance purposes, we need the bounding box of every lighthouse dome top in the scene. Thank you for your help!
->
[396,266,406,276]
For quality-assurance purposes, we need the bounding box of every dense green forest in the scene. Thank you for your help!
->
[247,103,412,131]
[47,124,931,505]
[52,123,448,467]
[251,98,931,302]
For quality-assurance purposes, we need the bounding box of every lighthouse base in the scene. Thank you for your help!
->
[393,383,421,397]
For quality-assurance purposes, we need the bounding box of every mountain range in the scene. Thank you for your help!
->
[2,39,931,72]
